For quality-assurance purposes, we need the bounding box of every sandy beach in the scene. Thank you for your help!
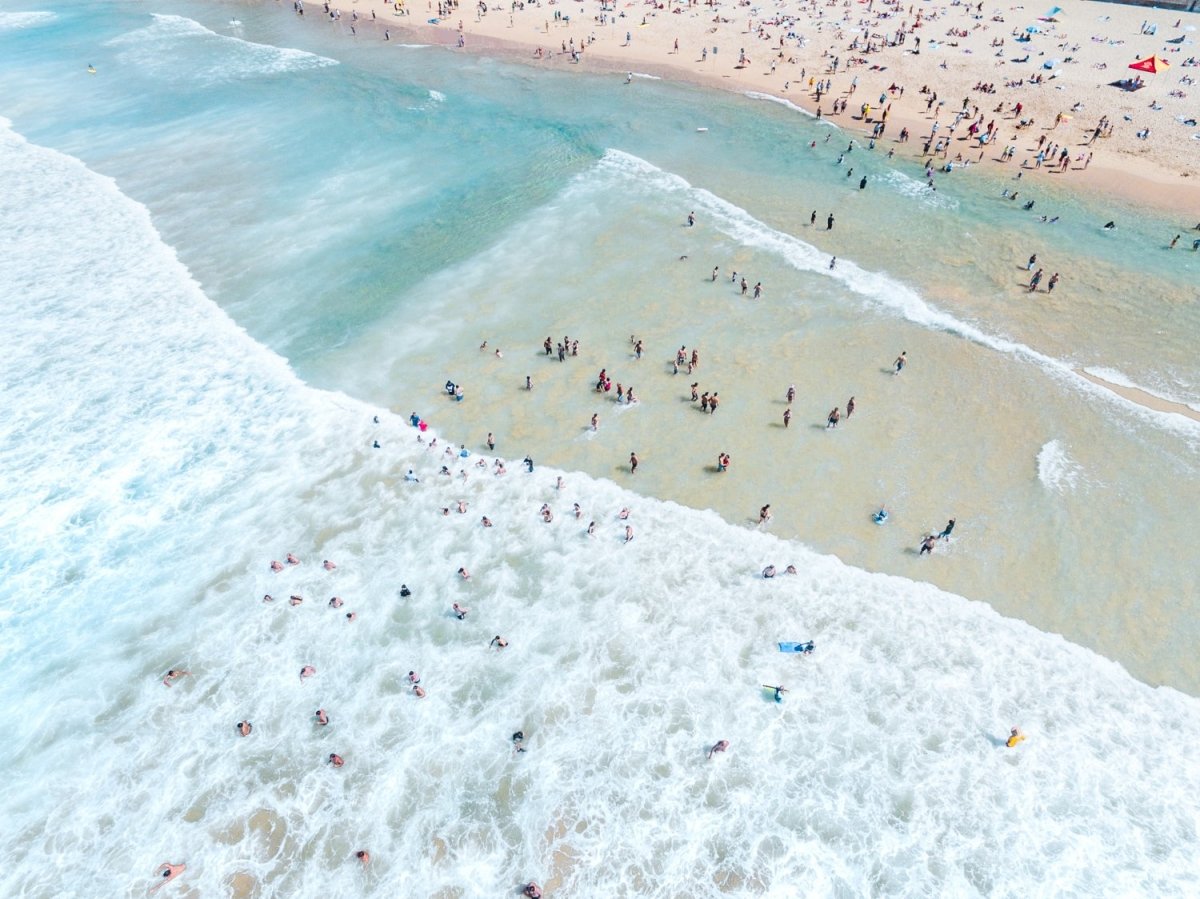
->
[310,0,1200,217]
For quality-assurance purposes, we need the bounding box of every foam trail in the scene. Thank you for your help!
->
[594,149,1200,439]
[1036,440,1081,493]
[0,10,56,30]
[744,90,817,118]
[105,14,338,86]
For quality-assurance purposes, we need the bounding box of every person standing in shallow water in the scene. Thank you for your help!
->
[629,451,639,474]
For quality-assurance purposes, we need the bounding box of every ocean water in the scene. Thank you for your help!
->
[2,1,1200,896]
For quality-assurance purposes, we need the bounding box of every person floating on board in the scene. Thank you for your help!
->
[763,684,789,703]
[1006,726,1026,748]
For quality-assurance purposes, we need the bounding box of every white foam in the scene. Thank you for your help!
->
[4,121,1200,898]
[629,72,661,80]
[879,167,959,209]
[105,14,338,86]
[744,90,817,118]
[593,149,1200,441]
[1036,439,1082,493]
[0,10,56,30]
[428,89,446,102]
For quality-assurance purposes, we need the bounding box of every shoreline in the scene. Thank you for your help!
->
[305,0,1200,219]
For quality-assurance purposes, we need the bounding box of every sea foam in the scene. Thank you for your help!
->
[3,121,1200,898]
[106,14,338,86]
[0,10,56,30]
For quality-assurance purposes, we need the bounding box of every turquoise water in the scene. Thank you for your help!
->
[2,2,1200,895]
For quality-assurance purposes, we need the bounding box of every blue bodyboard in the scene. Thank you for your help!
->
[778,641,814,654]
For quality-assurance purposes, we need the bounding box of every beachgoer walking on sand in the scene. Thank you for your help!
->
[894,351,907,374]
[786,384,795,403]
[826,407,841,429]
[783,408,791,428]
[939,518,956,540]
[759,504,772,524]
[1028,268,1043,292]
[1047,273,1059,293]
[827,213,835,231]
[920,534,937,555]
[846,396,855,418]
[630,451,639,474]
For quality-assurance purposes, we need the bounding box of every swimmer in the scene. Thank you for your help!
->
[162,669,190,688]
[413,684,426,698]
[149,862,186,893]
[555,476,565,491]
[707,739,730,760]
[457,500,468,514]
[289,595,303,607]
[400,584,412,597]
[404,469,419,482]
[345,612,356,622]
[762,565,777,579]
[300,665,317,682]
[1103,221,1116,230]
[270,560,284,572]
[355,850,371,867]
[452,602,470,619]
[573,503,582,519]
[512,730,527,752]
[329,596,343,608]
[262,594,274,603]
[316,709,330,726]
[329,753,345,768]
[587,521,596,536]
[625,525,634,543]
[768,684,788,703]
[785,564,798,575]
[457,567,471,580]
[236,720,252,736]
[487,432,495,450]
[541,506,553,523]
[286,553,300,565]
[490,635,509,650]
[408,671,421,685]
[1006,726,1026,748]
[524,883,543,899]
[481,516,493,528]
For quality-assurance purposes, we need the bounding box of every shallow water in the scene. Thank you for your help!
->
[2,2,1200,896]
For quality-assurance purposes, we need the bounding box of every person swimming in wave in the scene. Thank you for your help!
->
[149,862,185,893]
[707,739,730,760]
[762,564,777,578]
[1006,726,1026,747]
